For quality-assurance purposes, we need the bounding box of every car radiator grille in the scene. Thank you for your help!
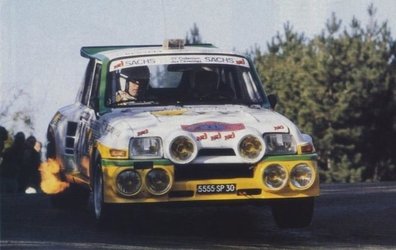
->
[174,164,254,181]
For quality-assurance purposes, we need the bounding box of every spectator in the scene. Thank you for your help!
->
[19,136,42,193]
[31,140,43,192]
[0,132,25,193]
[0,126,8,163]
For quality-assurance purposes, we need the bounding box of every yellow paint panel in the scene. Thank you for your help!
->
[151,109,188,116]
[102,159,320,204]
[97,142,128,159]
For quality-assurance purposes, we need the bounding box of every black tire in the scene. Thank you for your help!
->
[92,154,112,226]
[271,197,314,229]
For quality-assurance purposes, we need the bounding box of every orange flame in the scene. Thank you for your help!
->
[39,159,69,194]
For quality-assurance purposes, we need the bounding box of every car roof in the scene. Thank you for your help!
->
[80,44,241,61]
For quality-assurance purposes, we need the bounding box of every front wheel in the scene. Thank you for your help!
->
[92,155,111,225]
[271,197,314,229]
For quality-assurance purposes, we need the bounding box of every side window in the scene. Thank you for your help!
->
[89,64,102,110]
[81,59,95,105]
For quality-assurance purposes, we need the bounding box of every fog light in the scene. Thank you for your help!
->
[169,136,197,164]
[290,164,314,189]
[116,170,142,196]
[145,168,172,195]
[263,164,287,190]
[238,135,264,163]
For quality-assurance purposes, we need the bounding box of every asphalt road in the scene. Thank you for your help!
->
[1,182,396,249]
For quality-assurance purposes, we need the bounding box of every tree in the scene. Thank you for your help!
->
[254,5,396,182]
[185,23,202,44]
[0,88,34,136]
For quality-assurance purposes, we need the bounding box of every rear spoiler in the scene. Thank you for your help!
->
[80,43,216,58]
[80,45,160,58]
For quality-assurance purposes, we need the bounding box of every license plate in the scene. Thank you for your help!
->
[196,184,236,194]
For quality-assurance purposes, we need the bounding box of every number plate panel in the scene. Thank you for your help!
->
[196,184,236,194]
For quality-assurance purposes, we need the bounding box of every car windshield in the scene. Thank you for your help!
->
[106,54,264,107]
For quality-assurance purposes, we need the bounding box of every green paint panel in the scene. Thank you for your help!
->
[263,154,318,162]
[102,159,172,167]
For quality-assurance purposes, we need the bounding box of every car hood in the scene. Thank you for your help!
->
[98,105,305,149]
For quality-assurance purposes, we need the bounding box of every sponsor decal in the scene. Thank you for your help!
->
[211,132,222,141]
[224,132,235,140]
[203,56,246,65]
[196,133,208,141]
[151,109,187,116]
[274,125,285,130]
[50,112,63,127]
[113,61,124,70]
[137,129,149,136]
[181,121,245,132]
[171,56,202,64]
[124,58,156,67]
[110,55,250,72]
[236,59,246,65]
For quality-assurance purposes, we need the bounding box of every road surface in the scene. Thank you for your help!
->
[1,182,396,249]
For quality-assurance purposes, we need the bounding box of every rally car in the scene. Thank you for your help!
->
[46,39,319,228]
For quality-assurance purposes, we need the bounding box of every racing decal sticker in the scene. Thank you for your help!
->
[50,112,64,127]
[210,132,222,141]
[113,61,124,70]
[224,132,235,140]
[181,121,245,132]
[110,55,250,71]
[137,129,149,136]
[151,109,188,116]
[196,133,208,141]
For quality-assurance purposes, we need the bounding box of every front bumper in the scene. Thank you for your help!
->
[101,154,320,204]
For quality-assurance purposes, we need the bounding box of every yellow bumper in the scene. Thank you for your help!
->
[101,155,320,204]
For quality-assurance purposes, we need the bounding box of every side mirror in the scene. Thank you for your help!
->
[267,94,278,109]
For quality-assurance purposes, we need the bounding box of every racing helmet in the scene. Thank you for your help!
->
[121,66,150,97]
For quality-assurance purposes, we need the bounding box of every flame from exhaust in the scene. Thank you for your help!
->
[39,159,69,194]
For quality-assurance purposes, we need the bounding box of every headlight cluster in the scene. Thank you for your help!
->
[116,168,172,197]
[264,134,296,155]
[262,163,314,190]
[128,133,298,164]
[130,135,198,164]
[130,137,162,159]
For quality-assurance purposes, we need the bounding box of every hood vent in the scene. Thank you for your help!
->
[198,148,235,157]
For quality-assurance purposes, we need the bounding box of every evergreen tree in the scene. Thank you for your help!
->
[185,23,202,44]
[254,5,396,182]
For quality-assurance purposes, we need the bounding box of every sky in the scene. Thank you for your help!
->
[1,0,396,143]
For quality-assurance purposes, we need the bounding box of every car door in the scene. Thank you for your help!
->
[75,60,102,180]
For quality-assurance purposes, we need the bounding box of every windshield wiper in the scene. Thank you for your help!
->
[108,100,159,107]
[249,103,262,109]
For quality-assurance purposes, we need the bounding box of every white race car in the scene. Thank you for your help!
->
[46,39,319,228]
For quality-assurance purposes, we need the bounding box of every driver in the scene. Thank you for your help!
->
[115,66,149,103]
[116,78,142,102]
